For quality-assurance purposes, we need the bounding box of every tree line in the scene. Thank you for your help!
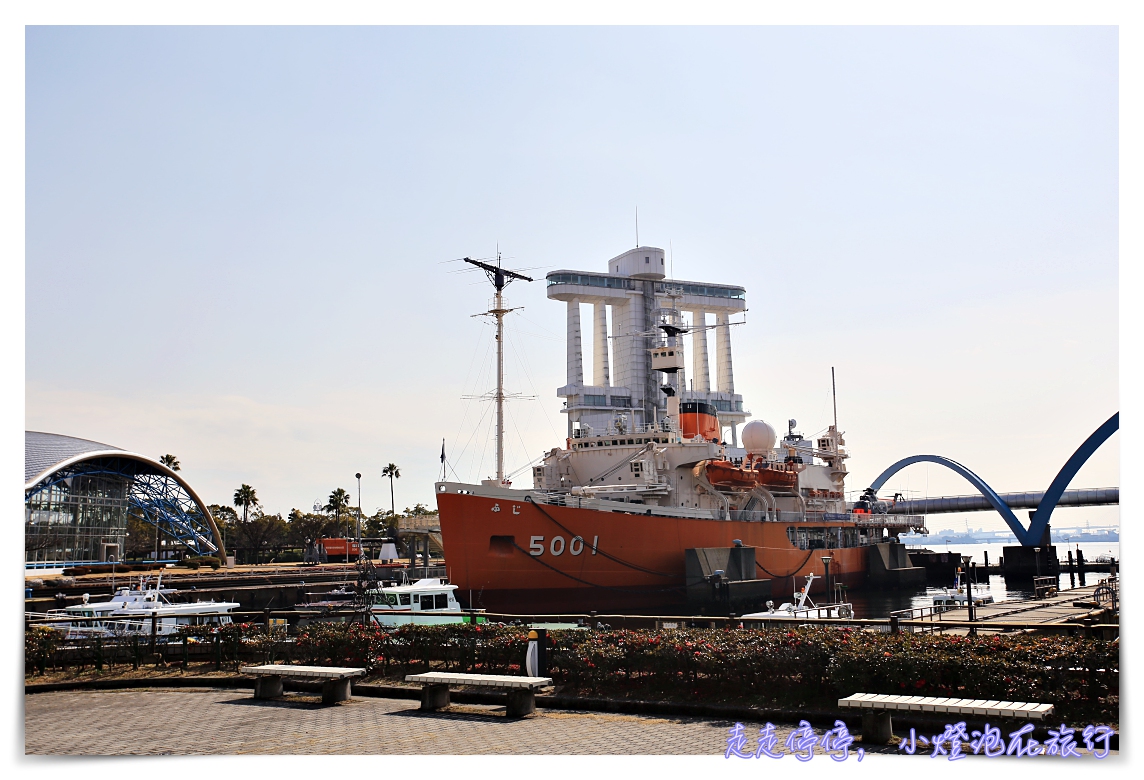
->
[125,456,429,564]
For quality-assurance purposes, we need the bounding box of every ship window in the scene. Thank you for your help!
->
[399,594,410,606]
[645,256,649,263]
[435,594,448,609]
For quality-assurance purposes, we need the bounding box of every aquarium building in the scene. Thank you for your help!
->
[24,431,224,568]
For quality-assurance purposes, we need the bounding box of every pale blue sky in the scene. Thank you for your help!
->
[25,26,1118,530]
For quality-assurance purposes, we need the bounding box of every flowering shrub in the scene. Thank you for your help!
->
[143,621,1116,723]
[294,623,529,675]
[548,627,1118,722]
[826,630,1119,722]
[25,626,62,674]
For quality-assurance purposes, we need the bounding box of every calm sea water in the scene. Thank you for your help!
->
[843,542,1119,619]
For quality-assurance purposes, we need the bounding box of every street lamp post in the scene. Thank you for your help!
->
[355,473,362,558]
[966,559,976,632]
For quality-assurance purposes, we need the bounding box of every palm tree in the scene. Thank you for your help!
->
[160,454,181,471]
[325,488,352,536]
[382,463,401,519]
[233,484,258,524]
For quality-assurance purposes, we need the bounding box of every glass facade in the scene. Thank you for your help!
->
[547,273,634,290]
[655,281,745,300]
[25,474,130,565]
[546,272,744,301]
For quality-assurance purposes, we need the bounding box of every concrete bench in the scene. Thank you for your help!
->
[241,664,366,705]
[405,672,553,717]
[838,693,1055,745]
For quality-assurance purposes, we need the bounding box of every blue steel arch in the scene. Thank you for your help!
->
[869,413,1118,547]
[25,455,224,557]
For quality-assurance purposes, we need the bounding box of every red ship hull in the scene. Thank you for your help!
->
[436,490,869,614]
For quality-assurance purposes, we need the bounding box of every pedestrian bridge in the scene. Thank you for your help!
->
[868,413,1118,547]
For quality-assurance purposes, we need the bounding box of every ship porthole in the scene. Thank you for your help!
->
[550,536,566,556]
[569,536,584,555]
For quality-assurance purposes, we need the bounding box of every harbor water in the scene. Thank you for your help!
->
[842,542,1119,619]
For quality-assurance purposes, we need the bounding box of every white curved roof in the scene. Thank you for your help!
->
[25,431,124,484]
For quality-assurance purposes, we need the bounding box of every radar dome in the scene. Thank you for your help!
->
[741,420,777,455]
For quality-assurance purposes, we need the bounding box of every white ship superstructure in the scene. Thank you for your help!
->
[546,246,750,447]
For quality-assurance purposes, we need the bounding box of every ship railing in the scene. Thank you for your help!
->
[764,603,855,620]
[852,513,926,528]
[529,497,927,529]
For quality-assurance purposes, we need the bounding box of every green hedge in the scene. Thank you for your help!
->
[293,624,1118,723]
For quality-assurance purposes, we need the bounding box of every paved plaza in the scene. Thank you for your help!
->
[24,687,801,755]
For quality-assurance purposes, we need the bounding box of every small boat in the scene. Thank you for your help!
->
[931,568,994,609]
[702,459,800,492]
[38,575,240,638]
[367,578,484,626]
[742,572,855,620]
[297,586,357,609]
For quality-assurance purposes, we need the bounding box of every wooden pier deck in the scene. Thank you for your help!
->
[907,582,1117,636]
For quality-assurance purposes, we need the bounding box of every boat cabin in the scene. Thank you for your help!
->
[368,578,477,626]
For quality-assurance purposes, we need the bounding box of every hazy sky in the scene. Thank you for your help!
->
[25,26,1119,532]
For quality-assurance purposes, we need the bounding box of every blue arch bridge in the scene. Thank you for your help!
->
[862,412,1118,547]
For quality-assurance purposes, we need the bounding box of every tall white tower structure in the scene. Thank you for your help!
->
[547,246,749,445]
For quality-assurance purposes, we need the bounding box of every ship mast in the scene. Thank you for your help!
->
[463,254,533,483]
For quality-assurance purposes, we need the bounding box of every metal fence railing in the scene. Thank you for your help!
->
[1033,576,1059,599]
[1094,575,1119,611]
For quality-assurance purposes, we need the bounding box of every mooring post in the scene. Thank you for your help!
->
[132,635,140,670]
[890,615,900,635]
[94,636,103,671]
[214,632,221,671]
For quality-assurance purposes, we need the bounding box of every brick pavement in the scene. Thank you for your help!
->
[24,687,803,755]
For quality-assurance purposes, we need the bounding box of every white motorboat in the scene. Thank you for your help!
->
[742,572,855,620]
[931,568,994,609]
[367,578,483,626]
[37,575,240,638]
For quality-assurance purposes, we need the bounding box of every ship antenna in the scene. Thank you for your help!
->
[462,253,534,484]
[831,366,838,430]
[635,206,639,247]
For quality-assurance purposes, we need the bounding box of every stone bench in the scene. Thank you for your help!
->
[838,693,1055,745]
[241,664,366,705]
[405,672,553,717]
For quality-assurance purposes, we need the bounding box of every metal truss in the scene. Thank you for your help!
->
[25,456,221,556]
[868,412,1119,547]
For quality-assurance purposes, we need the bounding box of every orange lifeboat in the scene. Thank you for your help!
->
[704,460,799,492]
